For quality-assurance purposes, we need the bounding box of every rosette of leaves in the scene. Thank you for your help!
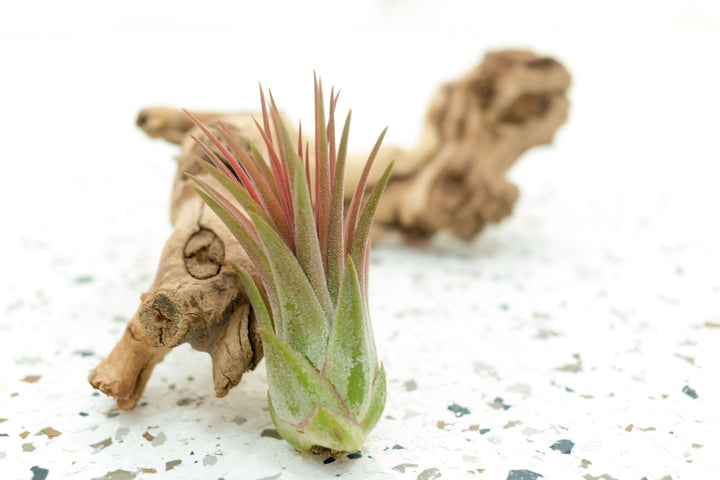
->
[186,78,392,456]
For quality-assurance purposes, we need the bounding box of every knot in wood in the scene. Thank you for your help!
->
[183,228,225,279]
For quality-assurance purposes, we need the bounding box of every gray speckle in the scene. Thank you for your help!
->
[203,454,217,466]
[261,428,282,440]
[115,428,129,441]
[15,355,43,366]
[448,402,471,417]
[417,467,442,480]
[550,439,574,454]
[0,451,5,459]
[31,466,49,480]
[176,397,195,406]
[534,328,560,340]
[582,475,618,480]
[507,470,543,480]
[580,459,592,469]
[675,354,695,365]
[165,460,182,471]
[23,443,36,452]
[152,432,167,447]
[555,357,583,373]
[73,275,94,284]
[90,470,138,480]
[404,379,418,391]
[682,385,698,399]
[473,362,498,378]
[256,474,282,480]
[479,428,491,435]
[90,437,113,454]
[489,397,511,410]
[507,383,532,397]
[392,464,418,473]
[232,415,247,425]
[504,421,521,429]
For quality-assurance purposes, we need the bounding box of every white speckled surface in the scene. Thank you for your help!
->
[2,1,720,479]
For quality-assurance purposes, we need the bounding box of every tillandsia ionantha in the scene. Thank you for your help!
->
[186,77,393,456]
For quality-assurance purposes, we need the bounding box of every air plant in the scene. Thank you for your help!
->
[186,77,392,456]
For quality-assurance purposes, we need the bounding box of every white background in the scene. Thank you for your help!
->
[2,1,720,479]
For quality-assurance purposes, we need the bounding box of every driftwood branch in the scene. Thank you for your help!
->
[89,50,571,409]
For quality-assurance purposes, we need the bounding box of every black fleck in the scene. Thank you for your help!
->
[564,386,575,393]
[75,350,95,357]
[682,385,698,399]
[448,402,471,417]
[190,451,194,455]
[31,466,49,480]
[392,444,405,450]
[323,457,335,464]
[479,428,491,435]
[347,451,362,459]
[507,470,543,480]
[92,391,100,396]
[550,439,574,454]
[0,433,8,437]
[79,412,89,417]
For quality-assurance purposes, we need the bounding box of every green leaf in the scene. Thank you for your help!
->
[344,127,388,253]
[252,213,329,369]
[260,328,349,425]
[247,138,278,194]
[196,160,275,233]
[360,363,386,433]
[213,123,295,248]
[314,77,331,273]
[326,110,352,302]
[298,404,364,454]
[322,257,376,418]
[291,157,333,321]
[271,115,333,321]
[349,161,394,296]
[268,395,304,452]
[268,398,365,455]
[232,265,273,332]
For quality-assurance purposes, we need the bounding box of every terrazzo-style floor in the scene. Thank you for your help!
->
[2,1,719,479]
